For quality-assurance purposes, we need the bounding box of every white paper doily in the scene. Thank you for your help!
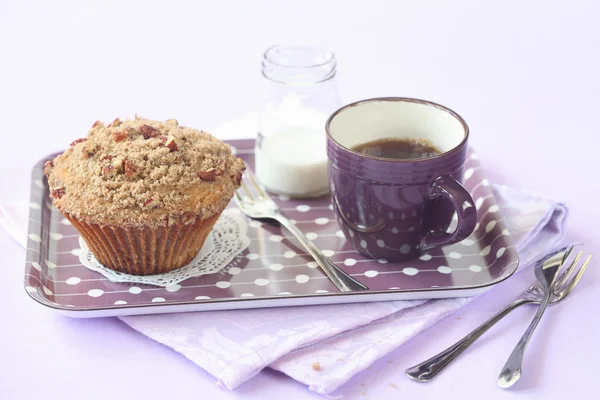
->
[78,209,250,287]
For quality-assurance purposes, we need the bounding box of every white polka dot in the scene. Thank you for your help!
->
[114,300,127,305]
[461,238,475,246]
[269,235,284,242]
[46,260,56,269]
[344,258,357,266]
[391,227,399,234]
[246,253,260,260]
[278,194,290,201]
[464,168,475,180]
[254,278,270,286]
[228,267,241,275]
[400,244,411,254]
[249,220,263,228]
[306,232,319,240]
[284,251,296,258]
[401,213,406,220]
[87,289,104,298]
[496,247,506,258]
[474,222,480,231]
[66,277,81,285]
[240,293,254,298]
[348,230,355,238]
[315,289,329,293]
[403,267,419,276]
[25,286,37,293]
[315,217,330,225]
[488,205,500,213]
[419,254,432,261]
[195,296,211,300]
[28,234,41,242]
[502,229,510,236]
[448,252,462,259]
[475,197,485,210]
[452,213,459,221]
[306,261,318,269]
[481,178,490,186]
[485,220,497,233]
[269,263,284,271]
[216,281,231,289]
[328,203,334,211]
[480,245,491,256]
[61,218,71,225]
[377,239,385,248]
[469,265,482,272]
[278,292,292,295]
[129,286,142,294]
[388,212,394,219]
[152,297,166,303]
[31,262,41,271]
[166,284,181,292]
[364,270,379,278]
[437,266,452,274]
[360,240,368,248]
[29,202,41,210]
[42,286,53,296]
[377,259,388,264]
[295,274,310,283]
[71,248,81,256]
[322,249,335,257]
[336,230,345,238]
[408,226,416,232]
[296,205,311,212]
[49,232,63,240]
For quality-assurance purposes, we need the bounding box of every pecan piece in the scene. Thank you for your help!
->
[165,134,181,152]
[82,138,99,159]
[199,168,217,182]
[102,164,117,177]
[142,195,159,209]
[124,160,139,178]
[70,138,87,146]
[113,130,128,143]
[43,160,54,175]
[165,118,179,126]
[108,117,122,128]
[233,171,243,186]
[51,187,66,199]
[112,155,126,173]
[99,154,115,162]
[139,124,159,139]
[92,120,101,128]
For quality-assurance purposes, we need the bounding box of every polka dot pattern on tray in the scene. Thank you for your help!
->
[23,140,518,310]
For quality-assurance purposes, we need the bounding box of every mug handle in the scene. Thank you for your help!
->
[418,175,477,251]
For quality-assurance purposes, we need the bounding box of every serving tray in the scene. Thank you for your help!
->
[24,139,518,317]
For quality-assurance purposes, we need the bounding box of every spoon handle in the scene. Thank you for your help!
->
[497,291,552,388]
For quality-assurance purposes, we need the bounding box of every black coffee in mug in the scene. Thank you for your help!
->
[352,138,441,160]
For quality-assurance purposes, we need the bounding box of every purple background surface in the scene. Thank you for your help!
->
[1,2,599,399]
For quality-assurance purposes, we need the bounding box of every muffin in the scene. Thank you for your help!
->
[44,117,245,275]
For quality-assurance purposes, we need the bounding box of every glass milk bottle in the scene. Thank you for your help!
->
[256,45,342,198]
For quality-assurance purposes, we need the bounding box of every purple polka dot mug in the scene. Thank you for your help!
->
[326,97,477,261]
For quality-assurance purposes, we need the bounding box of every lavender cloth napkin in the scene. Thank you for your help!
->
[1,184,567,395]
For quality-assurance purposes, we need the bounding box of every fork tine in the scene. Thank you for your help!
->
[241,180,255,203]
[556,254,592,298]
[245,168,267,200]
[553,250,583,293]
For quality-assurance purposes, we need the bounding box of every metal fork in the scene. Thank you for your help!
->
[234,167,368,292]
[406,246,592,382]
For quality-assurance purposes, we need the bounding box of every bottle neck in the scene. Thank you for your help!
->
[262,45,337,85]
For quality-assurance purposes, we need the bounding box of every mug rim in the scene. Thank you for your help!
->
[325,97,470,163]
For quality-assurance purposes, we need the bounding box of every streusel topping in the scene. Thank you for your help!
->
[45,117,244,227]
